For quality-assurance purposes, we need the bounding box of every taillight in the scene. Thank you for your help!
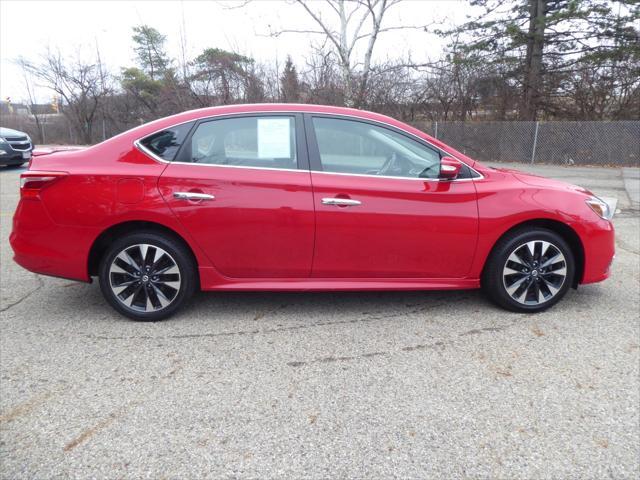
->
[20,172,67,199]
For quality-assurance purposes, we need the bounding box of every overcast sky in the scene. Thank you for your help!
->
[0,0,472,103]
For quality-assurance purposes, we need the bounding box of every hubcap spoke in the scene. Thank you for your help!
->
[110,262,133,275]
[113,256,139,277]
[513,248,532,267]
[112,279,138,295]
[526,241,535,258]
[506,275,529,295]
[149,250,166,272]
[139,244,149,265]
[161,281,181,291]
[147,284,163,310]
[536,280,545,303]
[151,283,172,308]
[542,278,560,295]
[154,264,179,275]
[123,284,143,307]
[514,278,531,302]
[540,252,561,269]
[142,244,159,269]
[121,250,141,271]
[503,240,567,306]
[546,262,566,274]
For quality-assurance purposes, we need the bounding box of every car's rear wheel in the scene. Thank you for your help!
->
[98,232,196,321]
[482,228,575,312]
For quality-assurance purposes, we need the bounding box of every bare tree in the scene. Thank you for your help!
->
[301,48,345,105]
[263,0,430,107]
[17,59,47,143]
[19,48,112,144]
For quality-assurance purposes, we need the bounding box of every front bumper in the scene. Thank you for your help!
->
[0,143,32,165]
[579,217,615,284]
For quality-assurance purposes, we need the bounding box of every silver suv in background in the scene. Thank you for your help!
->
[0,127,33,166]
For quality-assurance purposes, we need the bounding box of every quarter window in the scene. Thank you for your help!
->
[183,116,297,169]
[312,117,442,179]
[139,122,194,161]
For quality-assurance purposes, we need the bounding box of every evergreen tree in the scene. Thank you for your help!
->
[446,0,640,119]
[280,56,300,103]
[132,25,170,81]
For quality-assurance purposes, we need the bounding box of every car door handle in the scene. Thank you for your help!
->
[321,197,362,207]
[173,192,215,201]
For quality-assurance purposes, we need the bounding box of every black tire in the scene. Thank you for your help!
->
[98,231,196,321]
[482,227,575,313]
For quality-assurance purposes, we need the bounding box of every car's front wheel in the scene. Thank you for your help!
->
[482,228,575,312]
[98,232,196,321]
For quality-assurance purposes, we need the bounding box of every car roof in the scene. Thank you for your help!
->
[96,103,477,167]
[137,103,407,134]
[109,103,424,146]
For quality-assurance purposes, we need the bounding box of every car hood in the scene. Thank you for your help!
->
[492,166,593,196]
[0,127,28,137]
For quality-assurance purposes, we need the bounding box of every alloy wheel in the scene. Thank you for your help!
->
[502,240,567,306]
[109,244,181,312]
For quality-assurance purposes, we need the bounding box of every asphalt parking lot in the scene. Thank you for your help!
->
[1,163,638,479]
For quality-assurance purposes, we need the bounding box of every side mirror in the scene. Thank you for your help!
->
[439,156,463,180]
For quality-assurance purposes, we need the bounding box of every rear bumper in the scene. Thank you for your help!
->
[10,199,93,282]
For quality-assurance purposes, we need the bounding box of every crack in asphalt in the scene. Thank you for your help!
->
[616,238,640,256]
[0,275,44,313]
[287,340,452,367]
[62,355,183,452]
[287,323,515,368]
[287,351,390,367]
[253,303,291,321]
[0,301,450,341]
[615,209,640,219]
[459,326,505,336]
[84,303,449,341]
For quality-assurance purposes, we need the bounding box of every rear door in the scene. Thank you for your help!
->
[156,113,315,278]
[305,115,479,279]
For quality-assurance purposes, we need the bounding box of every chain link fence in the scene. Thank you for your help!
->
[413,120,640,167]
[0,113,137,146]
[1,113,639,167]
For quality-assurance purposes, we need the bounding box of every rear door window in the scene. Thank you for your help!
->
[182,116,298,170]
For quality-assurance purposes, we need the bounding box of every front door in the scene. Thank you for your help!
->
[158,114,315,278]
[306,115,479,278]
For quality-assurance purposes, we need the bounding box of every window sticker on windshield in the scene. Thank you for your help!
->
[258,118,291,158]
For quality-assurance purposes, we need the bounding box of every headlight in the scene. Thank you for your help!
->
[586,196,613,220]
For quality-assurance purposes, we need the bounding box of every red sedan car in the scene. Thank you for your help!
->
[10,104,615,321]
